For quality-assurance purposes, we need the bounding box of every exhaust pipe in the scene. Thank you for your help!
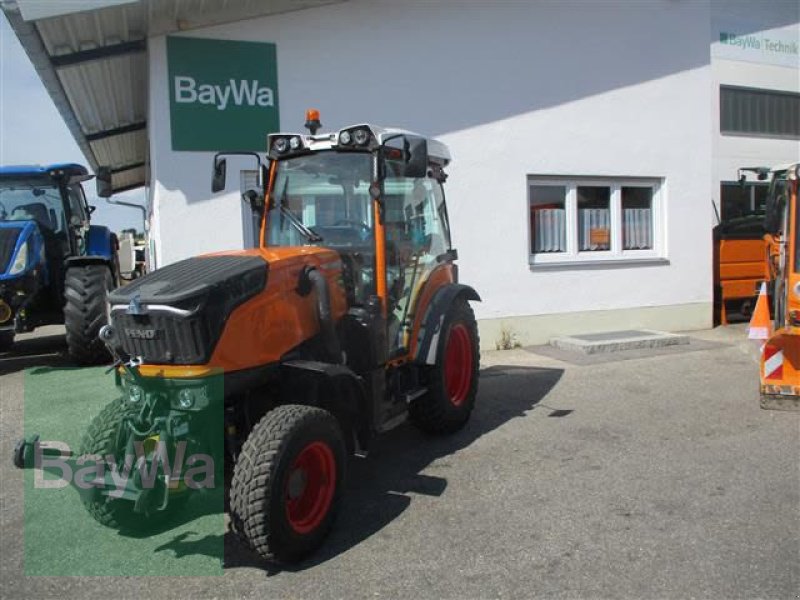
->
[303,267,342,364]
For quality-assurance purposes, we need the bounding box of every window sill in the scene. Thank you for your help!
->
[528,256,669,270]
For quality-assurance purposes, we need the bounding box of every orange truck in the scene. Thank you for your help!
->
[714,217,769,325]
[755,163,800,411]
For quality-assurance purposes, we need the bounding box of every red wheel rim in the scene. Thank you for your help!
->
[285,441,336,534]
[444,323,473,407]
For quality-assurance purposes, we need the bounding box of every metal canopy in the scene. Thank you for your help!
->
[1,0,341,193]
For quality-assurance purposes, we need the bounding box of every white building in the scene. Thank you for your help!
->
[3,0,798,347]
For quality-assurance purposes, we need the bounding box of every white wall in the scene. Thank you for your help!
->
[710,1,800,201]
[148,0,713,333]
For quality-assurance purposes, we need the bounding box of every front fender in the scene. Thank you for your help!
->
[280,360,371,451]
[413,283,480,365]
[86,225,115,261]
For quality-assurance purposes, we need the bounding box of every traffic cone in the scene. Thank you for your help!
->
[748,282,772,340]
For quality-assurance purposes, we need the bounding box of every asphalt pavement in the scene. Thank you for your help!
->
[0,324,798,599]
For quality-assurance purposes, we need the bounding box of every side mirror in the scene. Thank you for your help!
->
[96,166,113,198]
[382,135,428,180]
[404,136,428,179]
[87,205,96,215]
[211,158,227,193]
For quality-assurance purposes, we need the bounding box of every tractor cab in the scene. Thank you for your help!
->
[212,115,458,358]
[262,123,452,353]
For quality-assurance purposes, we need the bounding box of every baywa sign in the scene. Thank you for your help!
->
[168,36,279,152]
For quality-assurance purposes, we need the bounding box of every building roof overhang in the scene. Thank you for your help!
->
[1,0,343,193]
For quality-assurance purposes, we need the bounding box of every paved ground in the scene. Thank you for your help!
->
[0,324,798,598]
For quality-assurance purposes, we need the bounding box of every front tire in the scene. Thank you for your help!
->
[64,264,113,365]
[230,404,346,563]
[410,297,480,434]
[0,330,14,352]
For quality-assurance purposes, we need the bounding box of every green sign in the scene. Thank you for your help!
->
[167,36,279,151]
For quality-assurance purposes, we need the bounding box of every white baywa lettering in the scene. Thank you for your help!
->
[34,440,72,490]
[173,76,274,110]
[73,454,106,490]
[214,84,231,111]
[134,440,187,490]
[257,87,274,107]
[184,453,215,489]
[198,84,215,105]
[106,451,136,499]
[31,440,215,496]
[174,76,197,103]
[230,79,259,106]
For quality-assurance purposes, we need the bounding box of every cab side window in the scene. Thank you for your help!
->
[67,185,88,226]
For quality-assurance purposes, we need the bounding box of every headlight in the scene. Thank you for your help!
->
[128,384,144,403]
[289,136,301,150]
[338,130,352,145]
[353,129,369,145]
[177,388,195,409]
[273,138,288,153]
[171,384,211,411]
[794,281,800,299]
[9,240,28,275]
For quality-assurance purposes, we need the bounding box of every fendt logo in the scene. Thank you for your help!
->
[167,36,279,151]
[124,328,159,340]
[174,77,275,111]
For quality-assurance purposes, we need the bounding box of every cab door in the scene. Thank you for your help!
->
[383,176,452,355]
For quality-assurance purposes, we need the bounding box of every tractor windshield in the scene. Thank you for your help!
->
[267,151,373,248]
[0,184,67,234]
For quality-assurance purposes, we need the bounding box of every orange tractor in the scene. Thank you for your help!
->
[13,112,481,562]
[753,163,800,411]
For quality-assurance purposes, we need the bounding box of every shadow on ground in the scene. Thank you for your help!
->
[150,364,565,573]
[0,332,71,376]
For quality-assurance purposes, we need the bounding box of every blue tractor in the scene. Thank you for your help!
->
[0,163,119,364]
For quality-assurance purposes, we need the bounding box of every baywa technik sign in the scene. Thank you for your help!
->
[167,36,279,152]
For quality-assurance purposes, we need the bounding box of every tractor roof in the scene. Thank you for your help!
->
[368,125,451,164]
[269,124,451,166]
[771,162,800,174]
[0,163,91,183]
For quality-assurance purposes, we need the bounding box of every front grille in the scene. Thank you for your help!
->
[113,311,211,364]
[109,255,268,364]
[0,228,21,274]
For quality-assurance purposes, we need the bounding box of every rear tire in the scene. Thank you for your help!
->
[79,397,188,531]
[0,330,14,352]
[410,297,480,434]
[64,264,113,365]
[230,404,346,563]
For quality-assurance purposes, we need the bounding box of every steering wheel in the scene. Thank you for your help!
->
[333,219,371,240]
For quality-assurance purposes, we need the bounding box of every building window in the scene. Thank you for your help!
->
[530,185,566,253]
[622,186,653,250]
[529,176,663,265]
[720,85,800,140]
[720,182,768,221]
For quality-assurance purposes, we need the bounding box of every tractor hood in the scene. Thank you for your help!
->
[109,255,268,364]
